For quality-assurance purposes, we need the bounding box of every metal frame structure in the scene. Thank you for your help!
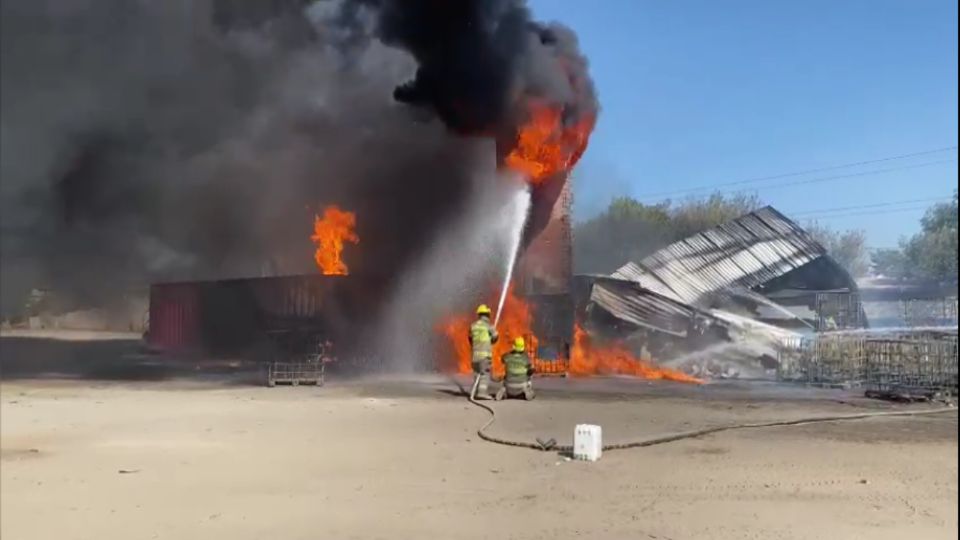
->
[902,296,959,327]
[815,291,864,331]
[266,336,331,387]
[780,330,958,397]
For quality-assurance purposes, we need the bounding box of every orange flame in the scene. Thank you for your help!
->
[438,297,700,383]
[569,324,702,384]
[311,205,359,275]
[438,286,538,378]
[504,101,596,184]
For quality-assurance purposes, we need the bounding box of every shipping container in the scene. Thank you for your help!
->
[146,273,388,358]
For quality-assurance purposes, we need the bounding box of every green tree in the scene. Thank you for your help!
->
[805,223,870,277]
[670,193,762,240]
[870,247,909,277]
[903,191,958,280]
[872,191,958,281]
[573,193,761,274]
[574,197,672,274]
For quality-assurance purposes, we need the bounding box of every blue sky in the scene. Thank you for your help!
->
[529,0,958,247]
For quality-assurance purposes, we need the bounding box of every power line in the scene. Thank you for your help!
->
[788,195,955,217]
[757,160,956,193]
[795,205,933,221]
[637,159,956,202]
[635,145,958,199]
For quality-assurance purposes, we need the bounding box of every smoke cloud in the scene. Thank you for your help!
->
[368,0,597,137]
[0,0,596,320]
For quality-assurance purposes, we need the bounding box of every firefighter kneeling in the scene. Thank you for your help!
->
[496,336,536,401]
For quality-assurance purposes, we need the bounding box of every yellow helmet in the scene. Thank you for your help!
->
[513,336,526,352]
[476,304,492,316]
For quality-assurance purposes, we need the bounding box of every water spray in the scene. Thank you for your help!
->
[725,288,816,330]
[494,184,532,325]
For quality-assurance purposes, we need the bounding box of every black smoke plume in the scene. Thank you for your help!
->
[357,0,598,243]
[368,0,597,138]
[0,0,595,319]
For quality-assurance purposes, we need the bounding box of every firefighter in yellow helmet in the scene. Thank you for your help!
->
[495,336,535,401]
[468,304,498,399]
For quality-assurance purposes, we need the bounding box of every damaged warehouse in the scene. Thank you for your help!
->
[576,205,956,394]
[575,206,866,377]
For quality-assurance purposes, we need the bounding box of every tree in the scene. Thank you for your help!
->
[805,223,870,277]
[902,191,958,281]
[573,192,761,274]
[573,197,672,274]
[870,191,958,281]
[871,247,908,277]
[670,193,762,240]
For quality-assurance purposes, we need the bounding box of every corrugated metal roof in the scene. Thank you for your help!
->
[583,206,839,335]
[587,276,696,337]
[614,206,826,306]
[611,261,681,301]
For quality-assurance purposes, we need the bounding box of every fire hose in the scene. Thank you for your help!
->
[465,375,957,453]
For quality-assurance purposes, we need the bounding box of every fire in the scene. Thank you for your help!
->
[311,205,359,275]
[439,314,474,375]
[438,286,538,378]
[438,296,701,384]
[504,101,596,184]
[569,324,702,384]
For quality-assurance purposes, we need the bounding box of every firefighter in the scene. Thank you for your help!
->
[468,304,498,399]
[496,336,535,401]
[823,315,838,331]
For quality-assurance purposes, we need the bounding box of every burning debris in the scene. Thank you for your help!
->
[440,286,538,379]
[439,289,701,384]
[569,324,703,383]
[311,205,359,276]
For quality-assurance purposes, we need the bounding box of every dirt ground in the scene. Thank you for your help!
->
[1,335,958,540]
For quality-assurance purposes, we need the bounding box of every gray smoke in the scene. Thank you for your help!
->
[0,0,597,324]
[0,0,486,315]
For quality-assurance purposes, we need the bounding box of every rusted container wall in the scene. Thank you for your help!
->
[146,274,387,356]
[147,282,200,352]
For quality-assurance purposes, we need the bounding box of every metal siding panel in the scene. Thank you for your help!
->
[612,261,645,281]
[608,206,837,310]
[589,279,695,336]
[675,237,737,293]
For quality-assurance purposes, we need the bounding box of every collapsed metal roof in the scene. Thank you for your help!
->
[585,275,699,337]
[611,206,826,305]
[585,206,842,335]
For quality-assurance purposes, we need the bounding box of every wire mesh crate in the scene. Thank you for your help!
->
[863,334,958,397]
[266,336,331,387]
[267,359,325,387]
[780,330,958,397]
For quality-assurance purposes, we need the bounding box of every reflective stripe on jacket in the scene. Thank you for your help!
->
[502,351,531,383]
[469,319,497,360]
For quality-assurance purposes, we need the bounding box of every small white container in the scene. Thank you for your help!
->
[573,424,602,462]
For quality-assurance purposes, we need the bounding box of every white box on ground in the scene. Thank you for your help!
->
[573,424,602,461]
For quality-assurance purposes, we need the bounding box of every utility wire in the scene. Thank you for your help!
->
[795,205,934,221]
[636,159,956,202]
[788,196,955,217]
[635,146,958,199]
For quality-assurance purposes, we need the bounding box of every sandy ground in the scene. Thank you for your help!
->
[1,336,958,540]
